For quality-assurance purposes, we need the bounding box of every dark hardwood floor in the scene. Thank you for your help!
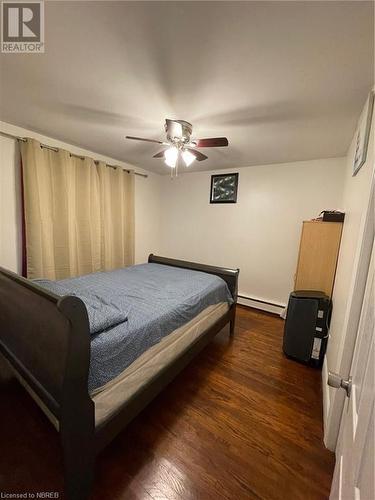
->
[0,306,334,499]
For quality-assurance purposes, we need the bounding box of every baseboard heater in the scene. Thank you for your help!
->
[237,294,286,315]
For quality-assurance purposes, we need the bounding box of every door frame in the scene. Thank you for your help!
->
[329,237,375,500]
[323,168,375,450]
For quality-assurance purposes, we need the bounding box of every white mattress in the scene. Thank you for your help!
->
[93,302,229,426]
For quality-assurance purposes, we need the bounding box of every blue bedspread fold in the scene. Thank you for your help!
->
[35,263,233,391]
[34,279,129,335]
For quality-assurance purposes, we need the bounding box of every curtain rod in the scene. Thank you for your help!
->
[0,130,148,178]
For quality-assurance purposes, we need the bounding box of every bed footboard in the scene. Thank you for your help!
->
[0,267,95,499]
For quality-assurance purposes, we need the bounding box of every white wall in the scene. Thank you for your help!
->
[158,158,346,308]
[323,97,374,447]
[0,121,161,273]
[327,121,374,372]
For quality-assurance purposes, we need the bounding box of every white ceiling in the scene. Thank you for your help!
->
[0,1,373,174]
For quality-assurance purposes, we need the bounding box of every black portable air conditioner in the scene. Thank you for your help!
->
[283,291,332,367]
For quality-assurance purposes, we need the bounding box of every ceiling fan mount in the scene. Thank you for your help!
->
[125,119,229,174]
[165,119,192,145]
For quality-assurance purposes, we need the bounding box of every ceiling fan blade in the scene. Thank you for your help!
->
[186,148,208,162]
[194,137,228,148]
[125,135,164,144]
[153,150,166,158]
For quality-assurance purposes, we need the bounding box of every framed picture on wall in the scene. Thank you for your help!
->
[210,173,239,204]
[352,90,374,176]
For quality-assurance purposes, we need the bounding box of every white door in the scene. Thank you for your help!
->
[329,238,374,500]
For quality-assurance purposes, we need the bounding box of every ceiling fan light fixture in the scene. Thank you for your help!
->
[164,146,178,168]
[182,149,195,167]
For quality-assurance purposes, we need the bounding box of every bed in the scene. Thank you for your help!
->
[0,254,239,500]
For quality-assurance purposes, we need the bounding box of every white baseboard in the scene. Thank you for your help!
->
[238,293,286,316]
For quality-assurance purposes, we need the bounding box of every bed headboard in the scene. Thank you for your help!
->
[148,254,239,301]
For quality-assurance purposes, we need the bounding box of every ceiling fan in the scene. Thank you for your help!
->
[125,119,228,173]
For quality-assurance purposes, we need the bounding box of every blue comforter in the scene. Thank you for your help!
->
[35,263,232,391]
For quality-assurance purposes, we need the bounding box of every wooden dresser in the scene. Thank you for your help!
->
[294,220,343,297]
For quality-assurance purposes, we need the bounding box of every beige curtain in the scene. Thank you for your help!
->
[20,139,134,279]
[97,161,134,270]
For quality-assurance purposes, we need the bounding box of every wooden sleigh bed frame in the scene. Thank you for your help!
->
[0,254,239,500]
